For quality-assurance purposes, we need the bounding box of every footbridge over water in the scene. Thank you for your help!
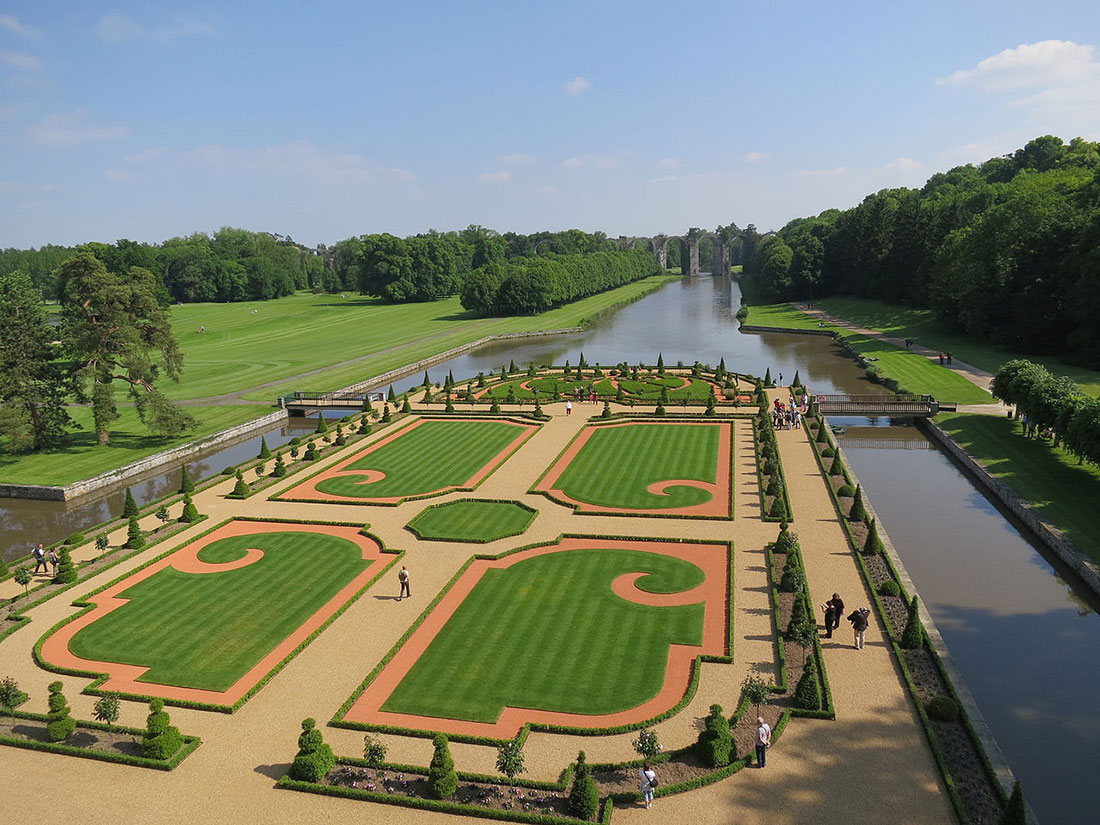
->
[281,391,384,415]
[815,394,956,417]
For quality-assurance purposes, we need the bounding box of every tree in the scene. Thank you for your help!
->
[315,414,328,434]
[231,469,250,497]
[428,734,458,799]
[1000,781,1027,825]
[178,465,195,494]
[53,546,77,584]
[93,692,121,733]
[155,504,170,525]
[95,534,109,554]
[778,549,805,594]
[698,703,733,767]
[656,353,665,375]
[272,452,287,477]
[125,516,145,549]
[0,676,23,718]
[58,252,195,445]
[14,566,32,596]
[387,385,396,403]
[142,698,182,760]
[179,492,199,523]
[122,487,139,519]
[901,595,924,649]
[632,727,662,760]
[363,734,387,767]
[495,739,526,780]
[741,675,770,718]
[862,517,883,555]
[0,270,73,451]
[45,681,76,742]
[849,485,867,521]
[258,437,271,459]
[794,656,822,710]
[568,751,600,821]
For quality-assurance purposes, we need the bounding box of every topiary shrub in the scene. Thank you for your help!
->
[769,495,788,521]
[0,557,7,578]
[444,397,455,413]
[315,415,328,434]
[53,546,77,584]
[925,695,960,723]
[878,579,900,597]
[779,550,805,594]
[766,474,782,497]
[836,484,855,497]
[567,751,599,821]
[401,399,412,414]
[64,532,85,546]
[654,404,665,417]
[775,524,798,554]
[304,442,319,461]
[179,465,195,493]
[125,516,145,549]
[849,485,867,522]
[122,487,139,519]
[382,404,391,423]
[272,453,287,477]
[231,469,250,498]
[828,454,844,476]
[901,595,925,649]
[427,734,458,800]
[258,437,271,459]
[1001,781,1027,825]
[820,447,835,458]
[698,703,733,767]
[786,594,811,639]
[705,394,716,416]
[142,698,182,760]
[862,517,883,555]
[45,681,76,742]
[289,717,335,781]
[179,492,199,523]
[490,400,502,414]
[794,656,822,710]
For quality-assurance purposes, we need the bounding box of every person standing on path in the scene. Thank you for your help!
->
[848,606,870,650]
[397,565,411,601]
[822,601,836,638]
[47,547,60,577]
[827,593,845,631]
[32,543,48,574]
[755,717,771,767]
[639,761,657,809]
[565,400,572,416]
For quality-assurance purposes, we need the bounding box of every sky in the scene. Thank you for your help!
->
[2,0,1100,248]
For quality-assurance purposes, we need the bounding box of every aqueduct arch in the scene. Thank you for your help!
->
[621,225,756,277]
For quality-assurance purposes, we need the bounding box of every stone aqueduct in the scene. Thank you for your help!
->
[618,226,767,277]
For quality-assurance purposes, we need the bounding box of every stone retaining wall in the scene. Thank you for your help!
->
[919,418,1100,597]
[737,324,837,337]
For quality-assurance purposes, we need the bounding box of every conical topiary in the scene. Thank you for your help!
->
[863,517,883,555]
[427,734,458,800]
[45,681,76,742]
[422,370,431,388]
[787,594,811,639]
[567,751,600,821]
[764,368,772,387]
[698,703,733,767]
[179,465,195,494]
[792,370,802,387]
[122,487,139,519]
[125,516,145,549]
[445,397,455,413]
[258,437,271,459]
[794,656,822,710]
[775,524,799,554]
[289,717,335,781]
[53,546,77,584]
[901,595,924,649]
[142,699,182,760]
[1000,781,1026,825]
[829,454,844,476]
[387,385,396,402]
[769,495,788,521]
[656,353,665,375]
[766,473,782,497]
[654,404,666,417]
[849,485,867,522]
[490,400,502,414]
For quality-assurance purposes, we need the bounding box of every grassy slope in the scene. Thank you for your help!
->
[744,303,993,404]
[381,548,705,721]
[67,532,371,691]
[314,420,527,499]
[816,297,1100,397]
[0,405,263,485]
[407,501,535,542]
[935,413,1100,564]
[555,423,721,510]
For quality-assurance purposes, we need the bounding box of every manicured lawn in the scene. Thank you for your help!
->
[381,548,705,721]
[744,302,993,404]
[483,374,713,402]
[553,423,722,510]
[406,500,536,543]
[0,405,265,485]
[935,413,1100,564]
[313,420,531,499]
[817,297,1100,397]
[67,531,371,691]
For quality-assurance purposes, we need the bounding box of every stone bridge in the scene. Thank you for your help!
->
[618,225,773,277]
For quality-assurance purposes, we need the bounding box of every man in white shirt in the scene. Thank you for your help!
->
[755,717,771,767]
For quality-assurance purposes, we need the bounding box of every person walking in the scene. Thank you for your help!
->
[755,717,771,767]
[47,547,60,577]
[827,593,845,632]
[565,400,573,416]
[397,565,411,601]
[822,601,836,638]
[32,543,48,574]
[847,606,871,650]
[639,761,657,809]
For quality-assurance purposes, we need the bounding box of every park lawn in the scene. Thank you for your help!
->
[381,548,706,721]
[0,404,264,485]
[67,531,371,691]
[406,500,535,543]
[816,297,1100,397]
[554,423,722,510]
[935,413,1100,564]
[163,275,676,402]
[744,302,992,404]
[314,419,530,499]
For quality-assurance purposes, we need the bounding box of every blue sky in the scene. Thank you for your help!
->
[3,0,1100,248]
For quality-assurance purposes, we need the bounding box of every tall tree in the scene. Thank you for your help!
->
[58,252,195,445]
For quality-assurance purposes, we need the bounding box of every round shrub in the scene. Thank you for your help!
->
[836,484,855,497]
[221,465,236,476]
[925,695,960,723]
[820,447,835,458]
[289,436,301,446]
[878,580,901,597]
[64,533,86,546]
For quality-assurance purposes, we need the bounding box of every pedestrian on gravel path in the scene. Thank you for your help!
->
[639,761,657,809]
[397,565,411,601]
[32,543,48,574]
[822,601,836,638]
[755,717,771,767]
[848,606,870,650]
[565,400,572,416]
[827,593,844,631]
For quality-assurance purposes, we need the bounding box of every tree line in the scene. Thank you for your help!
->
[743,135,1100,367]
[992,360,1100,466]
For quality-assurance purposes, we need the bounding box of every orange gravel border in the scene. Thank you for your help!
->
[275,417,539,504]
[533,421,732,518]
[39,521,390,706]
[340,536,729,738]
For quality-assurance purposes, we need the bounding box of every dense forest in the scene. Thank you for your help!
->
[742,135,1100,367]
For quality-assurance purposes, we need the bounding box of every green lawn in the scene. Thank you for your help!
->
[381,548,706,721]
[483,374,713,402]
[405,500,536,543]
[310,420,531,500]
[0,405,264,485]
[66,530,372,691]
[935,413,1100,564]
[551,423,723,511]
[744,303,993,404]
[816,297,1100,397]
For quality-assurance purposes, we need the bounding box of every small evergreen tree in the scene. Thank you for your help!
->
[490,400,502,414]
[231,469,250,498]
[272,453,287,477]
[829,454,844,476]
[567,751,600,821]
[1000,781,1027,825]
[901,595,924,649]
[528,364,537,378]
[601,400,611,418]
[705,394,716,416]
[122,487,139,519]
[387,385,396,402]
[155,504,170,525]
[422,370,431,388]
[632,727,662,760]
[741,675,770,718]
[656,353,665,375]
[54,546,77,584]
[863,517,883,555]
[778,549,805,594]
[496,739,526,780]
[659,386,670,404]
[125,516,145,549]
[534,397,543,417]
[335,423,347,445]
[445,396,455,413]
[304,441,319,460]
[786,595,812,640]
[716,356,726,379]
[849,485,867,521]
[93,691,121,733]
[769,495,788,521]
[0,676,24,718]
[180,492,199,523]
[578,352,587,369]
[775,524,799,554]
[794,656,822,710]
[255,464,266,478]
[45,681,76,742]
[816,424,830,444]
[792,370,802,387]
[766,473,782,497]
[477,371,486,387]
[289,717,334,781]
[258,437,271,459]
[654,403,666,417]
[428,734,458,800]
[763,368,772,387]
[381,404,391,422]
[615,385,625,403]
[179,465,195,493]
[563,360,571,378]
[14,565,32,596]
[95,534,110,553]
[698,703,733,767]
[508,358,516,373]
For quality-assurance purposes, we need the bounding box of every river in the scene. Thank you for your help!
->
[2,275,1094,821]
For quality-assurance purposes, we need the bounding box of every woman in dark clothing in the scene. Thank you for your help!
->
[822,602,836,638]
[827,593,844,631]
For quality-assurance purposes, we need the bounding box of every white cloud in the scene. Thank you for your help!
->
[27,109,127,146]
[648,173,703,185]
[124,146,170,164]
[0,50,41,70]
[186,140,377,184]
[560,153,624,170]
[796,167,847,178]
[0,15,41,39]
[389,167,414,181]
[478,171,511,184]
[884,157,922,172]
[94,13,214,43]
[501,153,535,164]
[939,40,1098,91]
[743,151,769,162]
[656,158,681,170]
[103,168,130,182]
[560,156,584,169]
[565,76,591,95]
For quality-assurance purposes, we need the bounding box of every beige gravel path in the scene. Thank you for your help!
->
[0,399,955,824]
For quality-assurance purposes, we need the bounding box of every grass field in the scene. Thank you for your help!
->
[935,413,1100,563]
[744,303,993,404]
[380,548,706,721]
[552,423,722,510]
[483,374,714,402]
[311,420,530,500]
[67,531,371,691]
[405,500,536,543]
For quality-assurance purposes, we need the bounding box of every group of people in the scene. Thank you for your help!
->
[821,591,872,649]
[771,396,805,430]
[574,386,599,404]
[30,543,58,577]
